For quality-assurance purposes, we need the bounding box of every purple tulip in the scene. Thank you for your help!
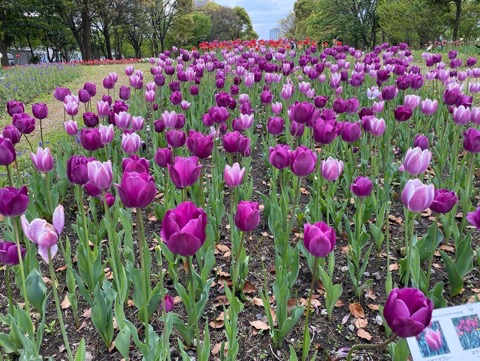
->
[234,201,260,232]
[267,116,284,135]
[466,206,480,228]
[402,179,434,213]
[350,176,373,197]
[131,116,144,131]
[383,288,433,338]
[80,128,102,151]
[98,124,114,145]
[115,111,132,130]
[260,90,273,104]
[84,183,102,198]
[313,119,337,144]
[394,105,413,122]
[0,240,26,265]
[168,156,202,189]
[12,113,35,134]
[87,160,113,190]
[224,163,245,188]
[154,119,166,133]
[78,89,91,104]
[369,117,386,137]
[83,82,97,96]
[303,222,336,258]
[7,100,24,117]
[430,189,457,214]
[314,96,328,108]
[223,131,250,156]
[116,171,156,208]
[67,156,94,185]
[403,147,432,175]
[97,101,110,117]
[64,120,78,136]
[413,134,429,150]
[122,155,150,174]
[119,86,131,101]
[163,295,174,313]
[186,131,213,159]
[443,84,461,106]
[30,147,54,173]
[121,132,141,154]
[82,112,99,128]
[288,101,315,124]
[166,129,186,149]
[170,91,182,105]
[463,128,480,153]
[269,144,291,170]
[321,157,344,181]
[64,99,79,116]
[0,137,16,166]
[403,95,421,110]
[381,86,397,101]
[290,121,305,137]
[21,205,64,263]
[161,201,207,256]
[467,57,477,67]
[105,193,116,208]
[452,106,471,125]
[32,103,48,120]
[341,122,361,143]
[0,186,29,217]
[2,125,21,145]
[54,87,71,102]
[154,148,173,168]
[290,145,317,177]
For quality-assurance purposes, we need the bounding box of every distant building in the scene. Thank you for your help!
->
[270,27,280,41]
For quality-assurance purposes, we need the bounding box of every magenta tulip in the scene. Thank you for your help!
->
[0,240,26,265]
[234,201,260,232]
[32,103,48,120]
[303,222,336,258]
[269,144,291,170]
[0,186,29,217]
[12,113,35,134]
[64,120,78,136]
[116,172,156,208]
[186,131,213,159]
[350,176,373,197]
[402,147,432,176]
[168,156,202,189]
[154,148,173,168]
[383,288,433,338]
[67,156,94,185]
[121,132,141,154]
[430,189,457,214]
[321,157,344,181]
[122,155,150,174]
[0,137,16,166]
[87,160,113,190]
[290,145,317,177]
[161,201,207,256]
[463,128,480,153]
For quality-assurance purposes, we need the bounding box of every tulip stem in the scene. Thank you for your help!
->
[6,164,13,186]
[403,211,416,287]
[187,256,201,361]
[136,208,150,345]
[13,217,30,315]
[14,160,21,187]
[76,185,89,246]
[346,333,398,361]
[5,266,13,314]
[46,171,54,217]
[460,153,475,237]
[302,256,319,361]
[39,119,44,147]
[232,231,246,295]
[48,248,74,361]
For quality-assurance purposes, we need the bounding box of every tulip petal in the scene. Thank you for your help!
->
[166,232,201,257]
[53,205,65,234]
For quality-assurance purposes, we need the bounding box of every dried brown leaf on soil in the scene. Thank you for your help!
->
[357,329,372,341]
[250,320,270,331]
[349,303,365,318]
[61,295,71,309]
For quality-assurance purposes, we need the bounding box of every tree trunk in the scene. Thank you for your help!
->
[103,26,113,59]
[82,0,91,60]
[452,0,462,41]
[0,9,8,67]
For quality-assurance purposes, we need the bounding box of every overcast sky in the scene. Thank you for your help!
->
[213,0,294,40]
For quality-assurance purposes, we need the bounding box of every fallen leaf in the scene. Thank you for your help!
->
[213,295,229,307]
[252,297,264,306]
[108,341,115,352]
[61,295,71,309]
[354,318,368,329]
[211,342,228,356]
[389,263,399,271]
[209,320,224,329]
[341,314,350,325]
[365,289,377,300]
[55,265,67,272]
[77,321,87,331]
[215,244,230,254]
[42,276,52,286]
[388,214,403,224]
[357,329,372,341]
[83,308,91,318]
[127,300,135,307]
[148,214,157,222]
[439,245,455,253]
[421,209,432,217]
[173,296,182,304]
[367,304,379,311]
[250,320,269,331]
[335,300,344,307]
[243,281,256,294]
[349,303,365,319]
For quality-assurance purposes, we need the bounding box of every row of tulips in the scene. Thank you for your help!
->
[0,39,479,360]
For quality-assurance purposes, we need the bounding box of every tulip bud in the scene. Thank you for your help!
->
[303,222,336,257]
[401,179,434,213]
[234,201,260,232]
[350,176,373,197]
[30,147,54,173]
[224,163,245,188]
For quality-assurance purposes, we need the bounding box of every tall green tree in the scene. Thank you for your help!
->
[278,11,296,39]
